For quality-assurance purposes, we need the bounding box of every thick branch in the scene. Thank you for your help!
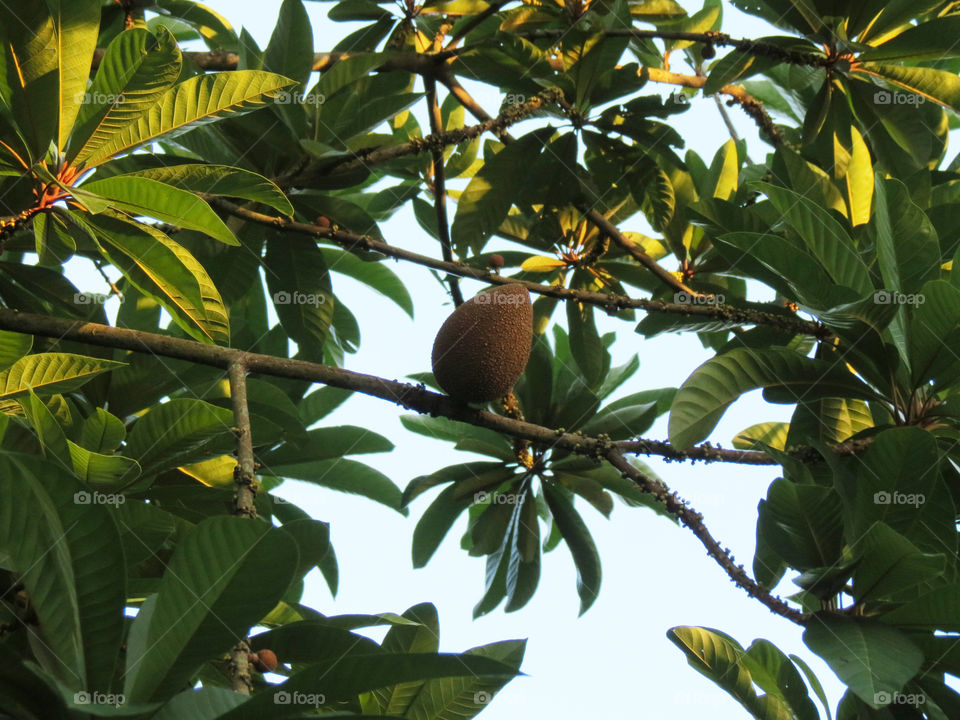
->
[285,88,560,187]
[425,77,463,306]
[228,361,258,518]
[208,198,828,338]
[606,450,807,624]
[0,308,812,623]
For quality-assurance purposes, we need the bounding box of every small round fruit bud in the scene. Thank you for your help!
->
[254,648,279,672]
[488,254,505,271]
[701,43,716,59]
[314,216,331,229]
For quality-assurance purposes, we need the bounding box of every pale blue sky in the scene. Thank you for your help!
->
[80,2,857,717]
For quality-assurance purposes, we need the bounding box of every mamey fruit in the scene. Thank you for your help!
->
[250,649,278,672]
[431,284,533,403]
[701,43,716,59]
[488,253,505,271]
[314,216,331,229]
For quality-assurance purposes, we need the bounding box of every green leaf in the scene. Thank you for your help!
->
[261,426,393,464]
[753,181,871,294]
[47,0,102,150]
[669,347,877,449]
[566,300,605,389]
[862,63,960,110]
[803,613,923,708]
[412,468,515,566]
[402,639,526,720]
[0,353,124,400]
[265,457,405,512]
[758,478,844,570]
[403,461,509,507]
[0,453,125,692]
[451,133,546,255]
[265,237,334,360]
[852,523,945,603]
[317,247,413,317]
[732,421,789,450]
[80,176,238,245]
[70,27,182,164]
[75,211,230,343]
[881,583,960,631]
[264,0,315,89]
[218,653,518,720]
[83,70,295,167]
[114,163,293,216]
[124,398,235,476]
[542,483,601,614]
[872,177,940,295]
[125,517,298,701]
[667,626,793,719]
[860,17,960,62]
[0,329,32,370]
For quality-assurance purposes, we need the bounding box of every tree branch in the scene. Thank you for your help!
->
[425,77,463,306]
[228,360,258,518]
[606,450,807,624]
[207,198,829,339]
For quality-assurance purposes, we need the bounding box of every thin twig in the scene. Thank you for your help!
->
[425,77,463,306]
[606,450,807,624]
[208,198,828,338]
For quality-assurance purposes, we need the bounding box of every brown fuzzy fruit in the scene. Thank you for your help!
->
[431,284,533,403]
[253,648,278,672]
[488,253,505,270]
[701,43,716,59]
[314,216,331,229]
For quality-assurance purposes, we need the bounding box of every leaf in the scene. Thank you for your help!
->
[520,255,566,272]
[124,398,235,476]
[80,176,238,245]
[732,421,789,450]
[402,461,508,507]
[842,127,873,226]
[803,613,923,708]
[0,329,32,370]
[70,27,182,164]
[757,478,844,570]
[566,300,605,389]
[881,583,960,631]
[667,626,793,719]
[0,453,125,692]
[451,133,546,255]
[75,211,230,343]
[542,483,601,614]
[265,237,334,360]
[114,163,293,216]
[872,177,940,295]
[412,467,515,566]
[0,353,124,400]
[752,181,871,294]
[669,347,877,449]
[862,63,960,110]
[852,523,945,603]
[124,516,298,702]
[265,457,406,513]
[47,0,102,150]
[317,247,413,317]
[83,71,295,167]
[218,653,519,720]
[260,426,393,464]
[859,17,960,61]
